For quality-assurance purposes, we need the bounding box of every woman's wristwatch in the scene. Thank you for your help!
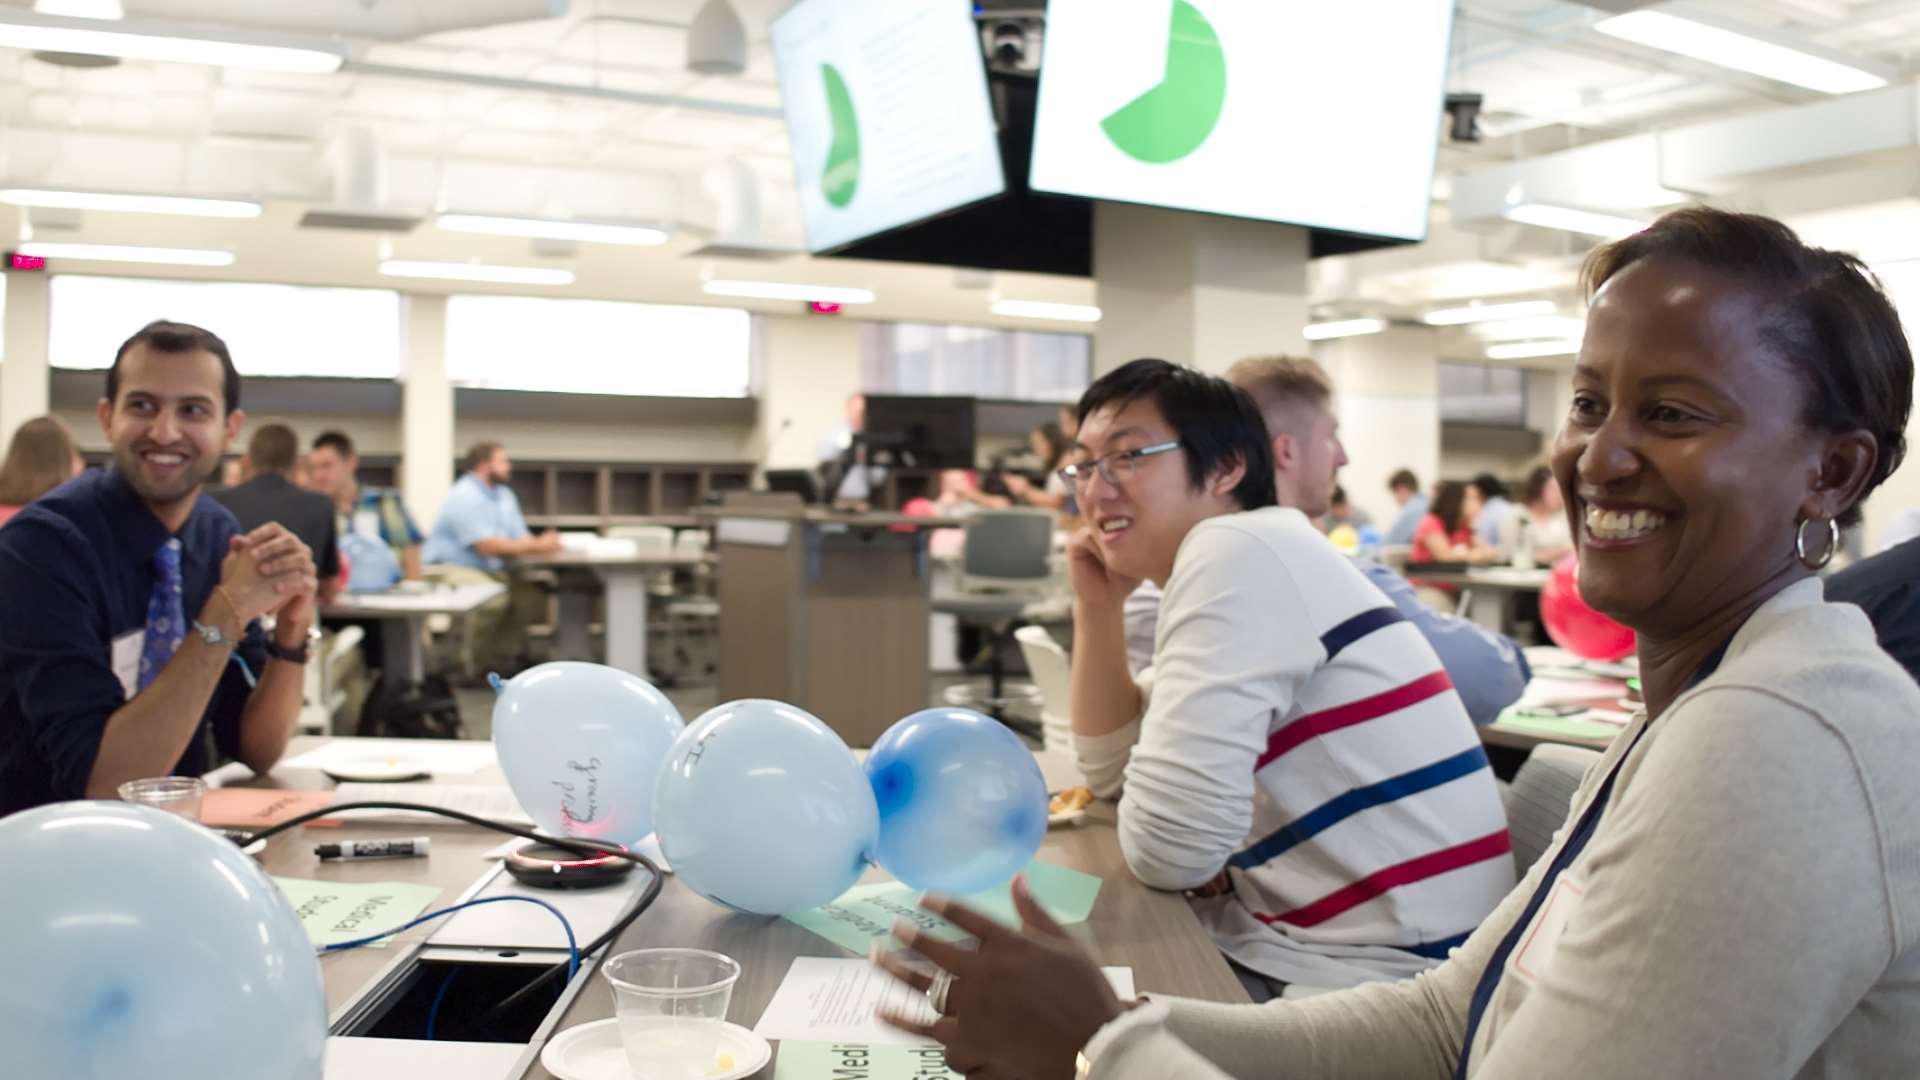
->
[266,626,320,665]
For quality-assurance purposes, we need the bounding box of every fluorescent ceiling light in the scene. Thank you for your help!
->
[990,299,1102,323]
[1504,203,1647,239]
[0,10,345,74]
[1303,317,1386,341]
[702,279,875,305]
[1486,339,1581,360]
[434,213,670,247]
[1595,8,1888,95]
[16,240,233,266]
[1472,316,1587,343]
[1420,299,1557,326]
[33,0,122,18]
[0,188,261,218]
[378,260,574,286]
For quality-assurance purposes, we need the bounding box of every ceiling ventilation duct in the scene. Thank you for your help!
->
[688,159,794,259]
[119,0,568,40]
[299,125,422,232]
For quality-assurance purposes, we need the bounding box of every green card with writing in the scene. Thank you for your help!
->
[271,876,443,948]
[773,1041,960,1080]
[784,860,1103,956]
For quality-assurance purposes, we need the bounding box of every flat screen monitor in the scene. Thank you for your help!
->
[771,0,1007,254]
[1029,0,1456,243]
[863,395,976,471]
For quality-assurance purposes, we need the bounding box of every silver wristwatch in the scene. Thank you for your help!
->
[191,618,240,650]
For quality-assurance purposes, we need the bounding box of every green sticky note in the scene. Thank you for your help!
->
[773,1041,961,1080]
[783,860,1102,956]
[953,860,1103,928]
[272,876,444,948]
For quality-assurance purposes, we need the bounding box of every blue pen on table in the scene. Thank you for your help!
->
[315,837,431,861]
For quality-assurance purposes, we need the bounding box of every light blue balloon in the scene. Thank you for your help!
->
[491,662,685,846]
[653,699,878,915]
[0,802,326,1080]
[866,708,1048,894]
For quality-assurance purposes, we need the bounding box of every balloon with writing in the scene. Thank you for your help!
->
[866,707,1048,894]
[490,662,685,845]
[1541,554,1637,662]
[653,699,879,915]
[0,801,326,1079]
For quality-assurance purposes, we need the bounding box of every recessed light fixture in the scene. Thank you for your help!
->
[1420,299,1556,326]
[1472,316,1587,343]
[0,9,345,73]
[1303,317,1386,341]
[15,240,234,266]
[0,188,262,218]
[378,259,574,286]
[990,299,1102,323]
[702,279,876,305]
[1486,339,1581,360]
[1595,6,1889,95]
[434,213,670,247]
[1503,203,1648,239]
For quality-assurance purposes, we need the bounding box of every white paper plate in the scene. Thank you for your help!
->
[1048,807,1088,827]
[541,1018,770,1080]
[319,757,432,783]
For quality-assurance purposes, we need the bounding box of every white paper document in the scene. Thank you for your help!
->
[281,739,498,776]
[323,1036,525,1080]
[753,957,1134,1047]
[329,783,532,826]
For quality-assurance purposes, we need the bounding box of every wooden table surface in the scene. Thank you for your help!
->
[220,737,1249,1076]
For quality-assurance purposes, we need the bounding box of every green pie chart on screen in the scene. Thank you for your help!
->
[1101,0,1227,164]
[821,62,861,208]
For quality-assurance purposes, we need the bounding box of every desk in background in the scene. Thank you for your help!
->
[1412,566,1550,637]
[1480,645,1636,754]
[517,550,709,679]
[710,507,964,746]
[323,582,506,686]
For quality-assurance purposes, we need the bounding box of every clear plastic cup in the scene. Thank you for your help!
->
[601,948,742,1079]
[117,776,206,821]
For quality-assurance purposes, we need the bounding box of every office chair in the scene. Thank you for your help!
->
[933,510,1056,732]
[1504,743,1603,875]
[1013,625,1075,755]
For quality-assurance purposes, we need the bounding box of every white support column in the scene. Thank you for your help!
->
[1315,327,1443,530]
[1092,202,1310,375]
[0,271,52,448]
[400,293,453,528]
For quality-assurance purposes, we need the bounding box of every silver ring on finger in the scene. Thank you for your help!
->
[926,969,955,1015]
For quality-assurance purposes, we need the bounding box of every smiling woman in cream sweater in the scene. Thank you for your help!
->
[871,208,1920,1080]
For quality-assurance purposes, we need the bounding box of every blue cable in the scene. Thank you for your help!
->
[424,969,457,1041]
[319,895,581,982]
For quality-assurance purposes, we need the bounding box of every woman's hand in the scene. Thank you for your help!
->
[873,875,1129,1079]
[1067,527,1141,613]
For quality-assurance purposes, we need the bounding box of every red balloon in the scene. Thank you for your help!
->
[1540,554,1636,661]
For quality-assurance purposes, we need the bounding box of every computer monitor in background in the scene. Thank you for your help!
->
[770,0,1005,254]
[1029,0,1456,244]
[763,469,822,504]
[862,396,977,470]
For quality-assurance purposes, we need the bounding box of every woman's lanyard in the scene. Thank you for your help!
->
[1453,638,1733,1079]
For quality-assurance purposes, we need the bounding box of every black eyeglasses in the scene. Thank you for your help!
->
[1057,440,1182,490]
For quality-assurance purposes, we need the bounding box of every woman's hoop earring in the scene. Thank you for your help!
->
[1796,516,1840,570]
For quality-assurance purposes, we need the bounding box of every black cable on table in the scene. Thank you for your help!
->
[241,801,665,1038]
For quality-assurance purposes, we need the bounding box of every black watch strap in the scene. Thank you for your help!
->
[266,638,311,665]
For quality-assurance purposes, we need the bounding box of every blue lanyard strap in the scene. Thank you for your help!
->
[1452,638,1731,1078]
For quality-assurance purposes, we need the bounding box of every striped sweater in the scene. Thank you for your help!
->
[1079,507,1515,989]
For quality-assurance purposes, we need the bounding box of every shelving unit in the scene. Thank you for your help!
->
[495,460,759,529]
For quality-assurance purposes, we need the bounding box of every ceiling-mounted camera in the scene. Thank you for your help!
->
[974,7,1045,76]
[1444,92,1484,143]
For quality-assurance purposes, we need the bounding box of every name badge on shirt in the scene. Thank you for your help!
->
[110,628,144,701]
[353,509,381,541]
[1509,875,1586,987]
